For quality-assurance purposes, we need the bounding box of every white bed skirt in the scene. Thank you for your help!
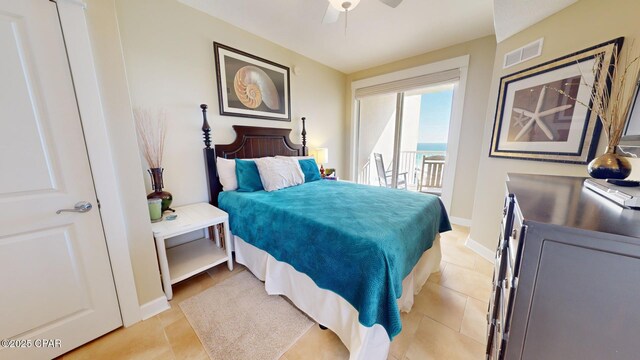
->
[233,234,442,360]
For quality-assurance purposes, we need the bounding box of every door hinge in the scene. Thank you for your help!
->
[96,198,101,209]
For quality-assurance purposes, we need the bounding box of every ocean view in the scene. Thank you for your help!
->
[417,142,447,152]
[413,143,447,164]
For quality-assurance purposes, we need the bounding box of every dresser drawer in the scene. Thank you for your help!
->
[487,194,518,360]
[486,280,504,359]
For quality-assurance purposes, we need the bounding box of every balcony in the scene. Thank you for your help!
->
[358,150,446,192]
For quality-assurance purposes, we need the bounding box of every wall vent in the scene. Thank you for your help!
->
[503,38,544,69]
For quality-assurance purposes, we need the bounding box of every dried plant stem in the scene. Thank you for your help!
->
[546,43,640,151]
[134,108,167,168]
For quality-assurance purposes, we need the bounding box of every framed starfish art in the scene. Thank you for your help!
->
[490,38,623,163]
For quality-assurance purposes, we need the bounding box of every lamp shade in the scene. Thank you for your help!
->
[314,148,329,165]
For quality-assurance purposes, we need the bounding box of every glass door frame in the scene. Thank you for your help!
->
[350,56,470,213]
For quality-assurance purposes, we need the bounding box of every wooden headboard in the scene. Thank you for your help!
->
[200,104,308,205]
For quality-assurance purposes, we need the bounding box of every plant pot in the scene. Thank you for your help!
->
[587,148,632,179]
[147,168,173,212]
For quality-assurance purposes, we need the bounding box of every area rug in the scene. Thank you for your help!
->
[180,270,314,360]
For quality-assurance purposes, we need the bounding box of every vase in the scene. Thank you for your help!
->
[587,146,632,179]
[147,168,173,212]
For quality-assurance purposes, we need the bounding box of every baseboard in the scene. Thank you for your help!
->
[465,236,494,262]
[140,295,170,321]
[449,216,472,227]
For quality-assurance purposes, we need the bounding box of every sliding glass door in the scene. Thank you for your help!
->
[356,81,457,195]
[356,93,399,187]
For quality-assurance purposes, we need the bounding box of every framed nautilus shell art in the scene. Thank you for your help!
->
[490,38,622,164]
[214,42,291,121]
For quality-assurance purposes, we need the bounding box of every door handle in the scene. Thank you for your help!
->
[56,201,93,214]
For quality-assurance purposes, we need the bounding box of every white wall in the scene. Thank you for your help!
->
[115,0,346,207]
[401,95,421,153]
[357,93,397,181]
[86,0,164,305]
[469,0,640,251]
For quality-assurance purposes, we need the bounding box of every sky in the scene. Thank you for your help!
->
[417,87,454,143]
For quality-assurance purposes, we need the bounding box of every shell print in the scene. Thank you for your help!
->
[233,66,280,110]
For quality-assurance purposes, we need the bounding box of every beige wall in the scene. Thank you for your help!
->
[347,36,497,220]
[85,0,345,306]
[85,0,164,304]
[114,0,347,207]
[469,0,640,251]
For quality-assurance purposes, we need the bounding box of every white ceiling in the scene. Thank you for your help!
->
[493,0,578,42]
[178,0,579,74]
[178,0,495,74]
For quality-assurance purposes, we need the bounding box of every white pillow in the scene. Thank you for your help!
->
[254,157,305,192]
[216,157,237,191]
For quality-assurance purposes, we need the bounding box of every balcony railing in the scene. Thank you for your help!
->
[398,150,445,185]
[358,150,445,188]
[358,160,371,185]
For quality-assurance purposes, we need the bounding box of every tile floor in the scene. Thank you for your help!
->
[60,225,493,360]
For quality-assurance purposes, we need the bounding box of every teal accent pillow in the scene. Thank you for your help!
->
[299,159,321,182]
[235,159,264,192]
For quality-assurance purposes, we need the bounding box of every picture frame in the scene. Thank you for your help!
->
[214,42,291,122]
[617,77,640,157]
[489,38,623,164]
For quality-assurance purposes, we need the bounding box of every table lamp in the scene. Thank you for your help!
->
[314,148,329,177]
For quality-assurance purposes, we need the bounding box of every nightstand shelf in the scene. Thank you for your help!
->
[151,202,233,300]
[166,238,228,284]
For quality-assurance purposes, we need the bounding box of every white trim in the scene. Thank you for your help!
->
[391,93,404,188]
[350,56,469,91]
[349,55,470,213]
[464,236,494,263]
[449,216,472,227]
[56,2,141,326]
[140,296,170,320]
[440,69,467,213]
[354,68,460,98]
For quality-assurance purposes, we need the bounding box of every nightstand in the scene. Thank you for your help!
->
[151,202,233,300]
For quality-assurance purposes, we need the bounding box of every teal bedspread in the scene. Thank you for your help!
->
[218,180,451,339]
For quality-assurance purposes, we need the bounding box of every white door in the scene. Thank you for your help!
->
[0,1,121,359]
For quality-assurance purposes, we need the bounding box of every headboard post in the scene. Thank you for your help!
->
[301,117,308,156]
[201,104,211,149]
[201,104,222,206]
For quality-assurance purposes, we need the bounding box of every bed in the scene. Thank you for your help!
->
[199,105,451,359]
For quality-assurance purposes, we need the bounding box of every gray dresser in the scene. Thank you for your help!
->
[486,173,640,360]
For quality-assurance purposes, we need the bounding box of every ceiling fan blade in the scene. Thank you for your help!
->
[378,0,403,8]
[322,4,341,24]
